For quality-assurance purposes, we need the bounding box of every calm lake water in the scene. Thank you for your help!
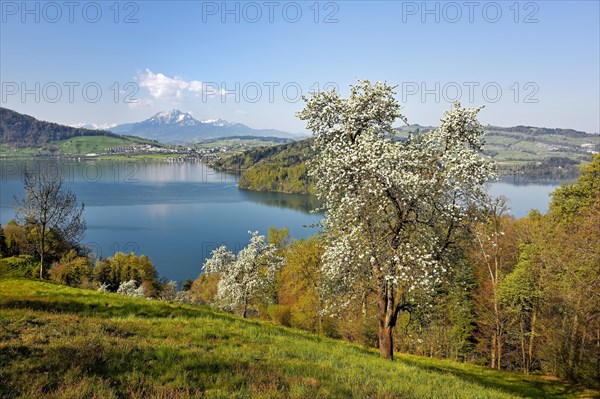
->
[0,160,567,282]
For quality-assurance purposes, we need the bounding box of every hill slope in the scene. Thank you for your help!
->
[0,108,163,156]
[2,278,593,399]
[0,108,125,147]
[212,139,315,194]
[215,125,599,194]
[395,124,598,163]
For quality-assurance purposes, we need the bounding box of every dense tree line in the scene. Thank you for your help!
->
[0,219,163,297]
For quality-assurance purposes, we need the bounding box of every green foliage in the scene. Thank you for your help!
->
[240,161,313,194]
[268,304,292,327]
[190,272,219,304]
[498,245,542,313]
[0,225,6,257]
[549,153,600,221]
[267,226,290,249]
[94,252,159,297]
[0,255,38,277]
[276,236,324,333]
[48,250,94,288]
[2,220,30,257]
[214,139,316,194]
[181,279,193,291]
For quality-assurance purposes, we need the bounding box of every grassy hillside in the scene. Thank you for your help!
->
[395,125,598,165]
[214,125,598,194]
[0,278,596,399]
[0,107,164,158]
[56,135,161,154]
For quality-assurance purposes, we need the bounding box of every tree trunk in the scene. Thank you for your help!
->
[242,292,248,318]
[528,309,537,372]
[497,332,503,369]
[379,324,394,360]
[378,282,397,360]
[39,226,46,279]
[491,332,497,368]
[520,319,527,373]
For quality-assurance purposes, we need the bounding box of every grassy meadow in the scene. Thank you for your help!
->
[1,277,597,399]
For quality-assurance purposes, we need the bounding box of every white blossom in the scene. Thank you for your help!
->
[202,231,285,316]
[117,279,145,298]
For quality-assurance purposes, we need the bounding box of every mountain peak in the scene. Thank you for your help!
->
[108,110,298,143]
[149,109,198,126]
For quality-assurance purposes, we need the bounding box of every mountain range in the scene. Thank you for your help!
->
[108,110,302,143]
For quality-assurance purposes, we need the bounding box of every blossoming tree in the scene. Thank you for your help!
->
[203,231,284,318]
[297,80,495,360]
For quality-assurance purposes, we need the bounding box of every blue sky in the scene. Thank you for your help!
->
[1,1,599,133]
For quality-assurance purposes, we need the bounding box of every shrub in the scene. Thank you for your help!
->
[93,253,159,295]
[268,304,292,327]
[190,273,219,304]
[0,255,38,277]
[160,281,178,301]
[117,280,145,297]
[48,252,93,287]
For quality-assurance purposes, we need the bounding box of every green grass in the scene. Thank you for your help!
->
[0,278,597,399]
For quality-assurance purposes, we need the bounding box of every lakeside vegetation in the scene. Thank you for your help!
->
[212,139,314,194]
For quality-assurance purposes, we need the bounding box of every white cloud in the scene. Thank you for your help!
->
[128,98,154,109]
[235,109,248,116]
[188,80,203,93]
[137,69,203,100]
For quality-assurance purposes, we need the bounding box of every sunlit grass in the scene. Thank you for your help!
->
[0,277,595,399]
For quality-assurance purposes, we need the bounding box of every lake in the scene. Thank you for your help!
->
[0,160,567,283]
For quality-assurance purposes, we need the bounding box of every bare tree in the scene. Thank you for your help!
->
[14,167,86,279]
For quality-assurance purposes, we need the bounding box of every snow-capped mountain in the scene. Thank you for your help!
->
[145,110,199,127]
[110,110,301,143]
[200,118,235,127]
[70,122,117,130]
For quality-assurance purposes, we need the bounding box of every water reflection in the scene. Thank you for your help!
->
[239,189,321,214]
